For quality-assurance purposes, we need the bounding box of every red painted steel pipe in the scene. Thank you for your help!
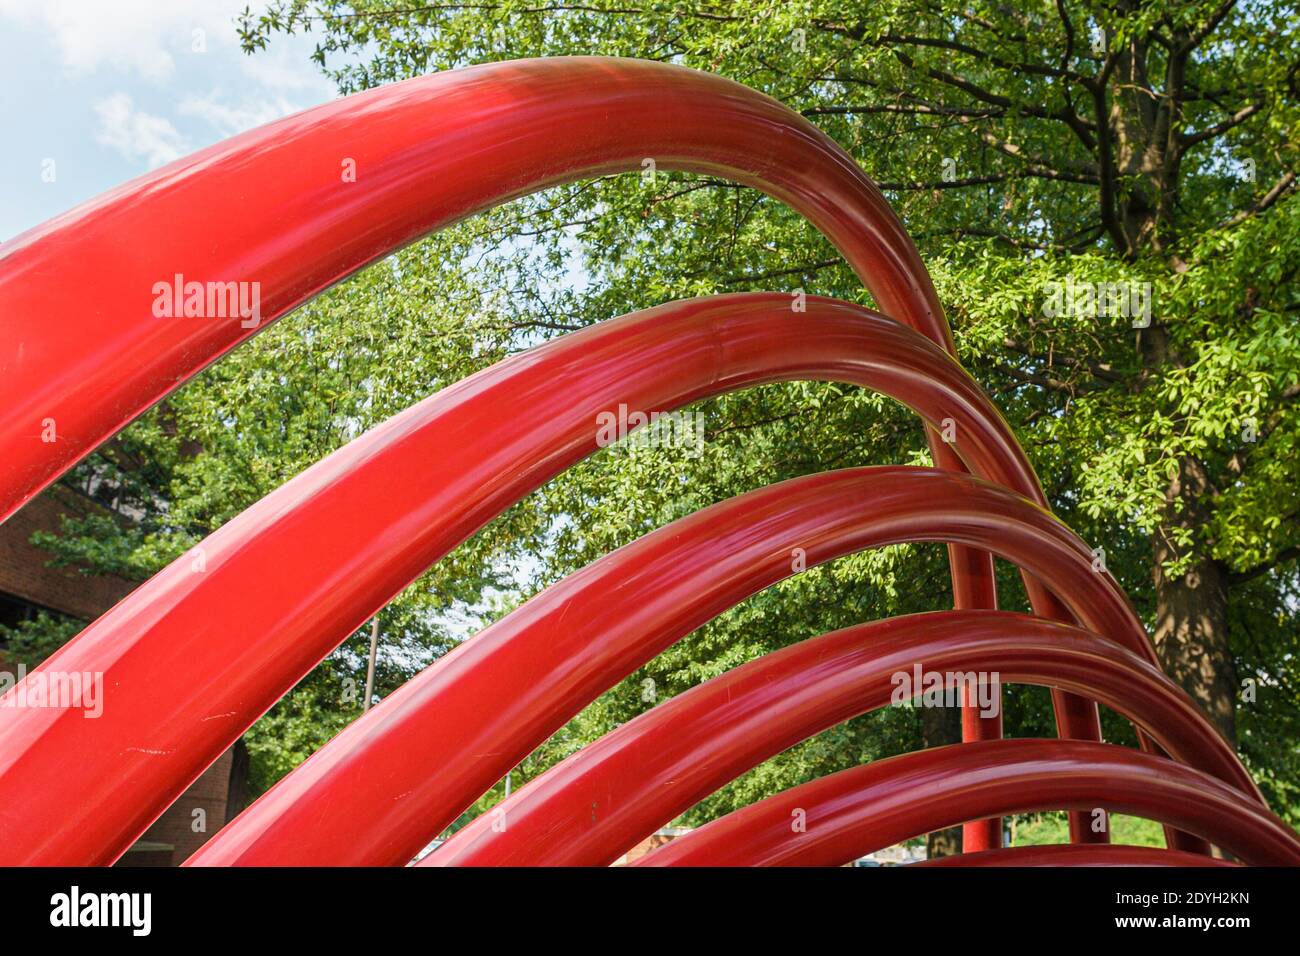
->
[0,54,1218,861]
[634,740,1300,867]
[426,610,1255,867]
[0,54,1123,845]
[0,295,1043,865]
[190,467,1190,867]
[955,563,1002,852]
[0,55,1093,803]
[917,845,1239,867]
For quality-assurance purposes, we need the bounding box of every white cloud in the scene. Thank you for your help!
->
[0,0,249,80]
[178,89,300,136]
[239,45,337,96]
[93,92,188,167]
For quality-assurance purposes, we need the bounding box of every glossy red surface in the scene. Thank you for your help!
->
[190,467,1200,866]
[0,295,1042,866]
[425,610,1253,867]
[954,560,1003,852]
[633,739,1300,867]
[0,57,1094,825]
[0,56,1036,860]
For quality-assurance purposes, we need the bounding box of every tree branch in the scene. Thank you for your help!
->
[1181,102,1263,149]
[1222,171,1298,227]
[1229,542,1300,586]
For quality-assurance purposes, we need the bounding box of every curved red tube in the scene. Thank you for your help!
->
[0,57,950,524]
[0,54,1129,852]
[0,49,1040,853]
[955,561,1002,852]
[0,52,1254,867]
[425,610,1252,867]
[633,739,1300,867]
[0,295,1036,866]
[0,54,1089,808]
[916,845,1239,867]
[189,467,1186,867]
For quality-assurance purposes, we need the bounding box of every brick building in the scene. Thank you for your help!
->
[0,483,247,866]
[612,827,694,865]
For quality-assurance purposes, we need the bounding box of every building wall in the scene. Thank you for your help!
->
[0,484,243,866]
[123,750,236,866]
[0,484,135,620]
[613,827,692,865]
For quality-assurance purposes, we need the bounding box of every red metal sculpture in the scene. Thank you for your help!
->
[0,56,1293,866]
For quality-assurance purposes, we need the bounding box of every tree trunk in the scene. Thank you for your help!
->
[1152,457,1237,744]
[922,702,963,858]
[224,736,251,826]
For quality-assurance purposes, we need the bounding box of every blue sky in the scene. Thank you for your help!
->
[0,0,337,241]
